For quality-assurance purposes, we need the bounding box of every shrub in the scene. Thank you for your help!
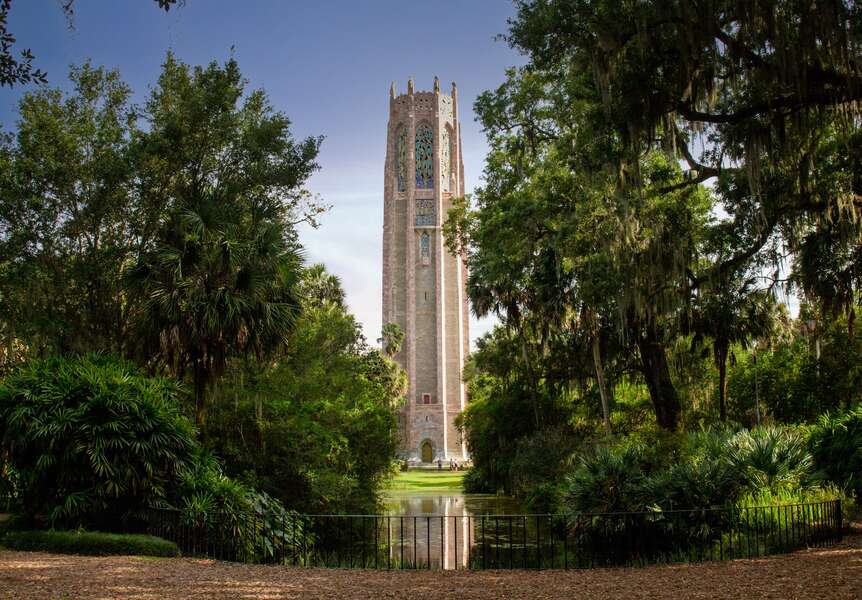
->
[509,426,579,511]
[166,452,306,562]
[725,427,815,493]
[462,466,495,494]
[0,530,179,557]
[0,355,199,529]
[648,453,743,510]
[562,444,648,514]
[810,406,862,500]
[562,427,818,516]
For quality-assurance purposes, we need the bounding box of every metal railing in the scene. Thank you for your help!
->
[145,500,842,570]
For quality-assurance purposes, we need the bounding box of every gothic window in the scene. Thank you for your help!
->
[420,231,431,266]
[396,126,408,192]
[415,124,434,189]
[440,126,451,192]
[415,198,435,226]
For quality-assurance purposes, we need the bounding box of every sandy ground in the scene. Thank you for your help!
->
[0,535,860,599]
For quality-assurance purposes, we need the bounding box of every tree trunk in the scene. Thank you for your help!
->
[637,330,681,431]
[715,340,728,422]
[591,334,612,435]
[519,333,540,428]
[193,367,207,427]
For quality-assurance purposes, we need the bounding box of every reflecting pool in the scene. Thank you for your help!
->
[381,487,524,568]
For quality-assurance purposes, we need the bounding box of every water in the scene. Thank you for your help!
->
[381,487,523,568]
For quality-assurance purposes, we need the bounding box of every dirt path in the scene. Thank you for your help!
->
[1,535,860,599]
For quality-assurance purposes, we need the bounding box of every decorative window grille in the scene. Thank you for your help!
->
[415,198,435,226]
[396,126,408,192]
[420,232,431,265]
[440,127,451,191]
[415,124,434,189]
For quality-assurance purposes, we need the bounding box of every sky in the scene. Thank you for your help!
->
[0,0,521,345]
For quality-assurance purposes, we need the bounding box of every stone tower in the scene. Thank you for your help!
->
[382,77,469,464]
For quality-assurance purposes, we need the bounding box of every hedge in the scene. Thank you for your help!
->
[0,530,180,557]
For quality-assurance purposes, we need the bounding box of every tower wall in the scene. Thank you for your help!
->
[383,78,469,463]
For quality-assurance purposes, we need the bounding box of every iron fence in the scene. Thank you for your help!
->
[145,500,842,570]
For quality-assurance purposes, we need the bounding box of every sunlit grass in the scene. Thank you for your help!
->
[385,470,465,493]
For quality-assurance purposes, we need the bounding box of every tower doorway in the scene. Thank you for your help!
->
[420,440,434,463]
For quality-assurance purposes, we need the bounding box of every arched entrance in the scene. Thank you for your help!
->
[420,439,434,463]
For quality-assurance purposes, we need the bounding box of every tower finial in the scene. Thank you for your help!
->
[433,76,440,93]
[451,81,457,97]
[407,77,414,95]
[390,81,396,99]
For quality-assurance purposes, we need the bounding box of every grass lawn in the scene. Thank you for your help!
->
[385,470,465,493]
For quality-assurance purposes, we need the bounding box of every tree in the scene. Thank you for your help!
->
[0,0,181,87]
[206,267,405,513]
[685,274,776,421]
[507,0,862,313]
[296,263,346,310]
[126,54,321,425]
[379,322,404,358]
[0,63,138,360]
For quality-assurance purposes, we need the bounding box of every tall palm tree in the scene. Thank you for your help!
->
[124,55,319,426]
[297,263,346,310]
[127,198,302,425]
[686,274,775,422]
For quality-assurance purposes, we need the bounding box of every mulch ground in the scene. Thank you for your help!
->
[1,534,860,599]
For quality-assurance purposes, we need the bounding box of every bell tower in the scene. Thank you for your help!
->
[382,77,469,464]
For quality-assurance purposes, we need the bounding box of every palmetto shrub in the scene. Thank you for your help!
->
[809,406,862,501]
[558,427,821,565]
[725,427,815,493]
[562,444,649,515]
[0,354,199,530]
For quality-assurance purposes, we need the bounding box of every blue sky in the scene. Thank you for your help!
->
[1,0,520,344]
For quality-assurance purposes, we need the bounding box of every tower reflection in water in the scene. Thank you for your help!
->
[384,493,521,569]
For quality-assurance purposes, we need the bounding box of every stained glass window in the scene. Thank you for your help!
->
[440,127,451,191]
[415,198,435,226]
[396,126,408,192]
[415,124,434,188]
[420,232,430,265]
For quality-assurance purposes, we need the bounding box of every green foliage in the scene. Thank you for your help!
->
[0,55,322,425]
[563,444,648,514]
[0,352,295,552]
[456,0,862,491]
[509,427,580,511]
[379,322,405,358]
[0,62,137,362]
[562,427,818,516]
[459,327,584,495]
[727,317,862,423]
[810,406,862,501]
[169,456,303,562]
[126,53,321,425]
[725,427,815,493]
[0,530,179,557]
[0,355,198,529]
[205,266,405,514]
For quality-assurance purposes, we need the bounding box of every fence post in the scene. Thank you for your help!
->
[836,499,843,543]
[481,516,486,569]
